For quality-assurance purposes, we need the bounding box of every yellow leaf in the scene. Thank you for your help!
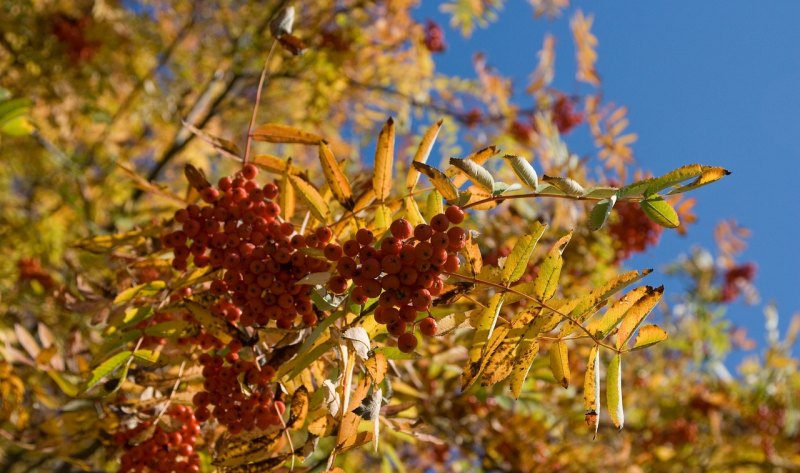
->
[413,162,459,202]
[509,335,540,399]
[448,157,494,192]
[280,168,295,220]
[404,196,425,227]
[252,154,291,174]
[288,174,329,222]
[527,34,555,93]
[406,119,443,192]
[461,185,497,210]
[184,299,234,345]
[251,123,323,144]
[584,346,600,438]
[365,351,388,384]
[616,285,664,349]
[585,286,651,339]
[462,293,505,388]
[319,141,354,209]
[373,204,392,233]
[631,324,668,351]
[501,223,548,285]
[571,10,600,86]
[424,190,444,222]
[532,231,571,300]
[373,117,395,201]
[286,385,309,430]
[549,340,570,389]
[607,354,624,429]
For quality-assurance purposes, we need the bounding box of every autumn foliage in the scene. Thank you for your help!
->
[0,1,798,472]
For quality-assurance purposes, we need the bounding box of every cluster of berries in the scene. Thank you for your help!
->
[192,347,285,435]
[424,20,446,52]
[116,405,200,473]
[608,201,664,262]
[324,207,466,352]
[161,163,329,329]
[552,95,584,135]
[720,262,756,302]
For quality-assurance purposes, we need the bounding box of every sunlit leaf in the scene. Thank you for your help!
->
[501,222,547,285]
[616,285,664,349]
[449,157,495,192]
[319,141,355,209]
[288,174,330,222]
[85,351,132,392]
[113,281,167,306]
[542,175,585,196]
[549,340,570,388]
[407,119,443,192]
[373,117,395,201]
[503,154,539,190]
[667,166,731,195]
[607,353,624,429]
[251,123,323,144]
[640,195,679,228]
[413,162,459,202]
[631,324,668,351]
[509,335,540,399]
[533,231,571,300]
[585,286,651,339]
[584,346,600,438]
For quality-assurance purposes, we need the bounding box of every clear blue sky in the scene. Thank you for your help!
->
[414,1,800,353]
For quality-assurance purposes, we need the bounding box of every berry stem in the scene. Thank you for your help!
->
[441,271,617,352]
[243,39,278,168]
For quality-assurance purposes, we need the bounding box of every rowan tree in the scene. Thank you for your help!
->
[1,1,797,472]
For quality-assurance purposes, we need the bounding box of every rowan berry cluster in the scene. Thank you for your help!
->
[324,206,466,352]
[116,405,200,473]
[552,95,584,135]
[608,201,664,262]
[720,262,756,302]
[161,163,328,329]
[424,20,446,53]
[192,348,285,435]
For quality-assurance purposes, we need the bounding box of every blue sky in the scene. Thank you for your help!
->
[414,1,800,354]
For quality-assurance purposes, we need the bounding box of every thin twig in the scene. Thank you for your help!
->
[442,271,617,351]
[243,40,279,167]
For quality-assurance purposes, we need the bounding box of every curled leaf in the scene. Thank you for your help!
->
[449,157,495,192]
[407,119,443,192]
[504,154,539,190]
[413,162,459,202]
[607,354,624,429]
[373,117,395,201]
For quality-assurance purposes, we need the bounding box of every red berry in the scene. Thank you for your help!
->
[328,276,348,294]
[316,226,333,243]
[431,214,449,232]
[390,218,413,240]
[445,205,465,224]
[419,317,437,336]
[356,228,374,246]
[343,240,361,257]
[324,243,343,261]
[242,163,259,180]
[414,224,433,242]
[397,332,418,353]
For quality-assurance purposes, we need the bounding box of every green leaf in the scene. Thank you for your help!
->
[588,195,616,231]
[584,186,619,199]
[113,281,167,306]
[424,190,444,222]
[97,330,142,359]
[631,324,668,351]
[639,195,679,228]
[616,285,664,349]
[542,175,585,196]
[133,349,160,364]
[377,346,420,360]
[449,157,495,192]
[607,354,624,429]
[643,164,704,195]
[144,320,197,338]
[85,351,132,391]
[533,232,571,300]
[501,222,547,285]
[503,154,539,190]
